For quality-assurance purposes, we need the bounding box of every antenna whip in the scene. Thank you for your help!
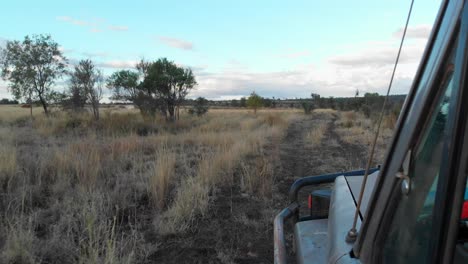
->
[346,0,416,242]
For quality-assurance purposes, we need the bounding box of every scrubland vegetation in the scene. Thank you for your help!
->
[0,104,397,263]
[0,34,401,264]
[0,105,302,263]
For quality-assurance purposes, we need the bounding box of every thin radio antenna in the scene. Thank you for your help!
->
[346,0,416,242]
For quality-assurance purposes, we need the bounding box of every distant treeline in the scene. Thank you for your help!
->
[0,98,19,105]
[185,93,406,116]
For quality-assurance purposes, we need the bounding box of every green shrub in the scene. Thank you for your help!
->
[188,97,209,116]
[301,101,313,114]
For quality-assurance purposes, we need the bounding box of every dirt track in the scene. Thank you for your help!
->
[150,112,368,264]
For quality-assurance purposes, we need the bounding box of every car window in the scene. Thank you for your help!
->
[381,49,457,263]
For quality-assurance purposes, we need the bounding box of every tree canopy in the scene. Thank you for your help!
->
[69,59,103,119]
[0,34,67,115]
[107,58,197,121]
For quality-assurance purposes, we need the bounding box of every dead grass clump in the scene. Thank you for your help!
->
[240,154,273,198]
[314,108,337,114]
[0,145,17,183]
[341,111,357,128]
[343,111,357,120]
[305,122,328,146]
[1,221,36,264]
[313,108,337,120]
[160,124,280,232]
[108,135,143,160]
[383,112,398,129]
[99,111,157,136]
[240,118,258,131]
[78,205,118,263]
[260,113,287,127]
[335,110,394,165]
[149,149,176,209]
[159,176,210,233]
[0,125,17,151]
[54,142,102,189]
[34,114,67,137]
[338,126,373,145]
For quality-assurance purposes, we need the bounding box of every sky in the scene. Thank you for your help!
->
[0,0,442,100]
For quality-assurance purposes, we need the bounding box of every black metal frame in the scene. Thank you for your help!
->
[429,2,468,262]
[274,168,379,264]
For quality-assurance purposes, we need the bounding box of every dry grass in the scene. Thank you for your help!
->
[1,219,36,264]
[159,112,294,233]
[0,105,42,124]
[305,122,329,146]
[149,148,176,209]
[53,142,102,189]
[0,145,17,179]
[335,110,394,163]
[0,106,298,262]
[239,154,273,197]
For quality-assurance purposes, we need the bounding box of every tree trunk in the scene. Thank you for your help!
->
[38,95,48,115]
[168,106,175,122]
[176,105,180,121]
[92,101,100,120]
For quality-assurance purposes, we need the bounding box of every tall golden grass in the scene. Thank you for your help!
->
[0,106,298,261]
[149,148,176,209]
[305,122,328,146]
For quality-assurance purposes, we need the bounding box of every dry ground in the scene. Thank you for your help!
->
[0,105,394,264]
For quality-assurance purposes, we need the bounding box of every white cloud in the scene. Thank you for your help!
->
[97,60,137,69]
[158,36,193,50]
[81,51,109,58]
[191,25,431,99]
[56,16,89,26]
[90,28,103,33]
[58,46,74,54]
[393,24,432,39]
[56,15,128,33]
[0,80,12,99]
[0,37,7,48]
[56,16,72,22]
[328,41,423,67]
[278,51,311,59]
[108,25,128,31]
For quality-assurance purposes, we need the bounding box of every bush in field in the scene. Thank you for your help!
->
[188,97,209,116]
[240,97,247,107]
[231,99,239,107]
[361,104,371,118]
[247,92,263,114]
[301,101,314,114]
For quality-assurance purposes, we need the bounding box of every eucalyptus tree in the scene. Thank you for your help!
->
[141,58,196,121]
[69,59,103,120]
[247,91,263,114]
[106,66,160,117]
[0,34,67,115]
[107,58,197,121]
